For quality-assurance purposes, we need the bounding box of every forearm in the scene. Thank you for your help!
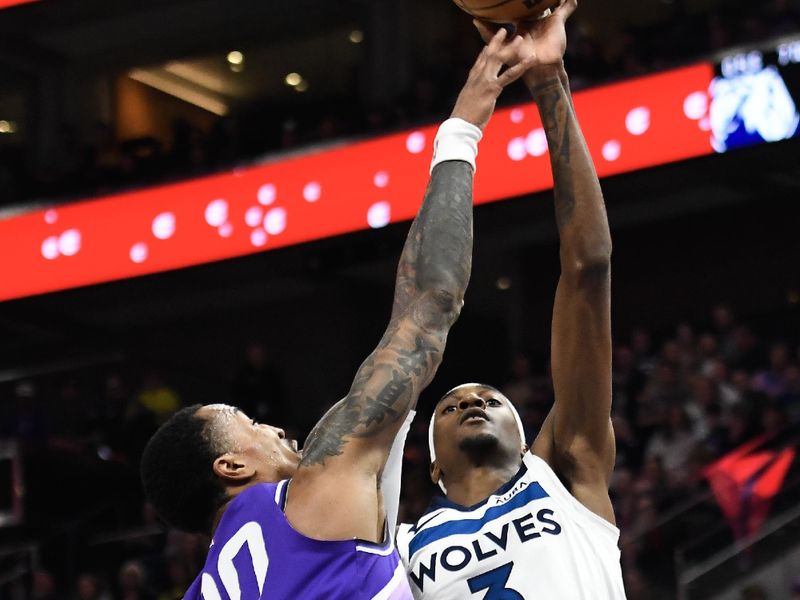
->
[300,159,474,468]
[528,66,611,271]
[392,160,474,324]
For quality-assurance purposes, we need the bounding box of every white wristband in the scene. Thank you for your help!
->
[430,118,483,174]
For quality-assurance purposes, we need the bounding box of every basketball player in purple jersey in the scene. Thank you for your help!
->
[140,31,535,600]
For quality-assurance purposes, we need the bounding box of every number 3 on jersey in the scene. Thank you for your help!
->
[467,562,523,599]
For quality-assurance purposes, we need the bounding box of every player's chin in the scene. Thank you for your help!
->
[457,430,500,452]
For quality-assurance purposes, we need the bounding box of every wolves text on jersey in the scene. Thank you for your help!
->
[409,508,562,592]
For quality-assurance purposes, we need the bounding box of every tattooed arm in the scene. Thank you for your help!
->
[286,31,531,543]
[528,64,616,523]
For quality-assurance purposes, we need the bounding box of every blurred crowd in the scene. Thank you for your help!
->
[2,0,799,208]
[0,302,796,598]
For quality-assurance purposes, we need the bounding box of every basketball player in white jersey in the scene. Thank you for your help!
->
[396,1,627,598]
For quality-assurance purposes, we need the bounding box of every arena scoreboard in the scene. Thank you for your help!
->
[1,37,798,302]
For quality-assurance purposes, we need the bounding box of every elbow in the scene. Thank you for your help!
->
[432,288,465,324]
[563,244,612,283]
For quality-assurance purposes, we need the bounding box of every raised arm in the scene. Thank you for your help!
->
[287,32,532,542]
[478,2,615,522]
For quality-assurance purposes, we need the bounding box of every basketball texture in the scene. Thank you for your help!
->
[453,0,561,23]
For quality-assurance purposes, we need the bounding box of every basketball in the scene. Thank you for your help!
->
[453,0,561,23]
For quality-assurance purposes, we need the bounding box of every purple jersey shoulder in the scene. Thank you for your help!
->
[184,480,412,599]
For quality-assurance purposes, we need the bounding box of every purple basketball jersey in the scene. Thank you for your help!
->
[184,480,413,599]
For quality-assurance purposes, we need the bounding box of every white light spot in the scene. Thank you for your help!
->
[699,117,711,131]
[507,137,527,161]
[684,91,708,120]
[510,109,525,124]
[44,210,58,224]
[406,131,426,154]
[218,223,233,238]
[263,208,287,235]
[152,212,176,240]
[251,229,268,247]
[58,229,81,256]
[373,171,390,188]
[525,129,548,157]
[245,206,264,227]
[205,199,228,227]
[367,202,391,229]
[130,243,148,263]
[303,182,321,203]
[626,107,651,136]
[41,236,59,260]
[257,184,276,205]
[602,140,622,162]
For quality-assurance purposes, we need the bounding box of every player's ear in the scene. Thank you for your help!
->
[213,453,256,483]
[429,461,443,487]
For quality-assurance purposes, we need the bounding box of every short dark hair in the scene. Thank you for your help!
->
[140,405,228,533]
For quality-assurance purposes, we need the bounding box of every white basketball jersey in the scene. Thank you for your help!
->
[396,452,626,599]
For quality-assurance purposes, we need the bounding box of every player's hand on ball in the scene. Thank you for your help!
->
[473,0,577,85]
[451,28,536,130]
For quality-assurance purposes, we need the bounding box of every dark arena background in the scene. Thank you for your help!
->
[2,0,800,598]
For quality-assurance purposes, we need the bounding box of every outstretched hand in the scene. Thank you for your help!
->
[473,0,577,85]
[451,27,537,130]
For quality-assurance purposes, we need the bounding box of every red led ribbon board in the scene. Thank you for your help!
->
[0,64,715,302]
[0,0,38,8]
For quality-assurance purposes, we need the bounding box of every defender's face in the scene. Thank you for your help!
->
[431,385,523,470]
[199,404,301,482]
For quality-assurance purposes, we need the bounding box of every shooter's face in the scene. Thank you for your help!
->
[431,385,523,476]
[199,404,301,484]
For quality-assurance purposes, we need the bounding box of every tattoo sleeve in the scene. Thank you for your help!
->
[301,161,474,467]
[528,70,611,266]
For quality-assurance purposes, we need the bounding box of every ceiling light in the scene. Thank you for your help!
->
[285,72,303,87]
[128,70,229,116]
[0,120,16,134]
[349,30,364,44]
[227,51,244,65]
[496,277,512,291]
[295,80,309,92]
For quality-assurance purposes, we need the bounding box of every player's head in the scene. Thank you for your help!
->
[428,383,527,493]
[141,403,300,533]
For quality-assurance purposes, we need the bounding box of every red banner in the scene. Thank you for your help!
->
[0,64,715,302]
[0,0,37,9]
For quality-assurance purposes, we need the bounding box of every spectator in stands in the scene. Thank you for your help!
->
[118,561,154,600]
[75,573,111,600]
[637,361,688,430]
[791,576,800,600]
[31,570,58,600]
[741,584,770,600]
[129,371,181,427]
[712,304,737,358]
[645,405,698,488]
[752,342,791,398]
[158,558,192,600]
[3,380,48,441]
